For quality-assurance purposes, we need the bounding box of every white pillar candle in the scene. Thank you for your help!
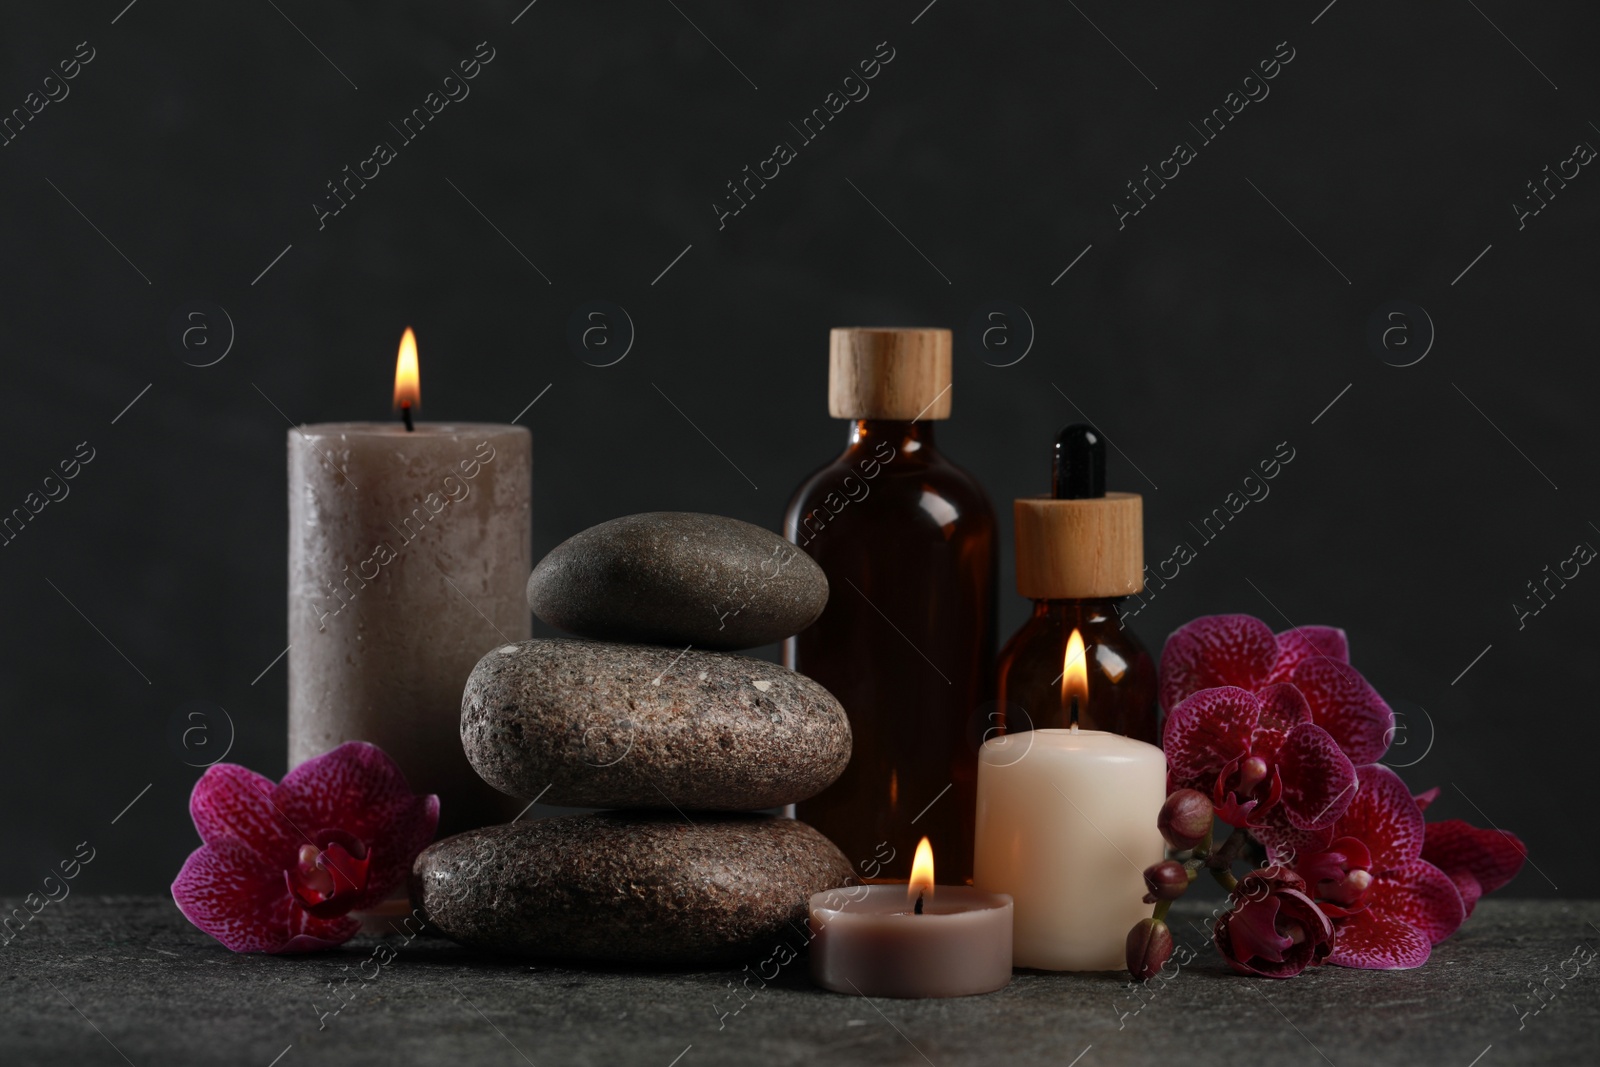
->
[287,420,530,835]
[973,727,1166,970]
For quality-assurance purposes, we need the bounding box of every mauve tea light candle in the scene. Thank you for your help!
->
[809,839,1013,998]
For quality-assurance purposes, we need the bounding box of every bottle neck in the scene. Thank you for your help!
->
[1031,598,1127,625]
[844,419,938,456]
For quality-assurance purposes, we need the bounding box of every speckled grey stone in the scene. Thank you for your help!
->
[461,639,851,809]
[412,813,853,965]
[526,512,828,650]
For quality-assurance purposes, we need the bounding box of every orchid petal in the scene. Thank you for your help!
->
[349,794,440,910]
[1277,723,1357,832]
[1369,860,1466,945]
[1420,820,1527,916]
[1251,806,1334,870]
[1335,764,1425,871]
[1285,658,1394,764]
[276,742,431,849]
[1270,626,1350,678]
[1253,683,1313,758]
[1159,615,1277,713]
[1327,909,1432,969]
[1446,872,1485,916]
[1163,687,1259,783]
[172,839,358,954]
[190,764,295,865]
[1230,897,1293,964]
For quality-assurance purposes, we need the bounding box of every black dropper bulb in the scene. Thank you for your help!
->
[1053,424,1105,500]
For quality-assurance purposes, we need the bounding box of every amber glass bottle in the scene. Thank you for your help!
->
[997,426,1158,743]
[785,328,996,884]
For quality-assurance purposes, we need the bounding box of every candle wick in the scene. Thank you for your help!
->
[401,404,414,432]
[1070,694,1079,728]
[914,891,924,916]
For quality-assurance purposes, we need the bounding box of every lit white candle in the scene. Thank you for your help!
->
[973,726,1166,970]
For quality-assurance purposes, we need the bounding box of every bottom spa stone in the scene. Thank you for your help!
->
[411,812,854,965]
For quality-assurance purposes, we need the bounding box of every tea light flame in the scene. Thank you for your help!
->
[909,836,935,908]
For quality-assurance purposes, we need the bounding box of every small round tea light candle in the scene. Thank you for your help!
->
[809,839,1013,998]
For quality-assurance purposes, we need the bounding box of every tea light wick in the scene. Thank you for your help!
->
[400,404,414,432]
[914,892,925,915]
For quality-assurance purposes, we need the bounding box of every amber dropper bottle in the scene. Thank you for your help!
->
[785,328,997,884]
[996,425,1159,742]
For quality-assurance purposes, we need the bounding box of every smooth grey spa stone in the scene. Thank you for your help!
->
[411,813,854,965]
[461,639,851,810]
[526,512,828,650]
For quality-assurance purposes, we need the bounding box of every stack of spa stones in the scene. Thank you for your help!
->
[412,512,855,965]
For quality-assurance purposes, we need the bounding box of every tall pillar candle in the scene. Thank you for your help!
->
[973,727,1165,970]
[288,422,531,835]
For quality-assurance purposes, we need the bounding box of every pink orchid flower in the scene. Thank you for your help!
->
[1413,787,1528,917]
[1214,866,1335,978]
[1163,684,1357,831]
[172,742,438,953]
[1256,764,1465,969]
[1160,614,1395,764]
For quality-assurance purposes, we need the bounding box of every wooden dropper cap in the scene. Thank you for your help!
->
[828,328,953,420]
[1013,425,1144,598]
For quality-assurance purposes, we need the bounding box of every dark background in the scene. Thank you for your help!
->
[2,1,1595,898]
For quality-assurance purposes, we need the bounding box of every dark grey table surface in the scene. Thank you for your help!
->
[1,897,1594,1066]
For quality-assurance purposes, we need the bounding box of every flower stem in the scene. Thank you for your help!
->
[1204,826,1250,892]
[1211,827,1251,866]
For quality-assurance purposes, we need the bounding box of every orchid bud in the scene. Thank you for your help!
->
[1126,917,1174,981]
[1142,860,1189,903]
[1158,789,1213,851]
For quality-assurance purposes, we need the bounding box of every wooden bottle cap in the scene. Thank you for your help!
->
[828,328,953,420]
[1013,493,1144,599]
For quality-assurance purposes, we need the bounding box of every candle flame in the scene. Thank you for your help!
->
[1062,628,1088,710]
[908,836,935,906]
[393,327,420,412]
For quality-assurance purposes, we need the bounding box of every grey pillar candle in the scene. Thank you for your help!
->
[287,421,531,835]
